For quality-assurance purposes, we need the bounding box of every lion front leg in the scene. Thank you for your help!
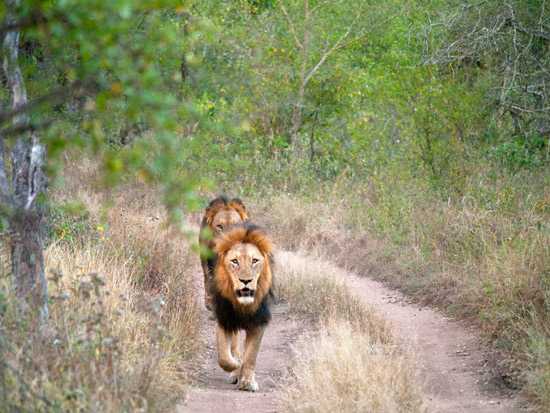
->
[231,331,241,360]
[238,326,265,392]
[228,331,241,384]
[217,325,241,373]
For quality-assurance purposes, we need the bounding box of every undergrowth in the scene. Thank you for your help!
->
[0,161,200,411]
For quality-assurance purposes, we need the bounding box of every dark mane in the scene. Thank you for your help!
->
[206,195,247,211]
[213,289,272,332]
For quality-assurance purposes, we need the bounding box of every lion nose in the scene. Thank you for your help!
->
[239,278,252,286]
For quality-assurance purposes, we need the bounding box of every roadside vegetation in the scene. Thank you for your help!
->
[1,161,201,411]
[253,178,548,409]
[275,251,424,412]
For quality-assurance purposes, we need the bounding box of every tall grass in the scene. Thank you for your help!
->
[281,320,424,413]
[0,159,201,411]
[275,251,424,412]
[275,251,391,343]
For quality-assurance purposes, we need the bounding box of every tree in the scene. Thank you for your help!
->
[281,0,358,152]
[428,0,550,145]
[1,0,47,321]
[0,0,202,322]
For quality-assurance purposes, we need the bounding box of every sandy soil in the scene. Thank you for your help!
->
[180,249,527,413]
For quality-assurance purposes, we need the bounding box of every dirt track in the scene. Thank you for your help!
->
[343,270,525,413]
[179,301,298,413]
[180,250,526,413]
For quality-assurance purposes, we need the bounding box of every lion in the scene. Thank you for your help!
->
[199,196,249,310]
[208,222,274,392]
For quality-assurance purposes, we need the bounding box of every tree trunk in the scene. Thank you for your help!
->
[309,109,318,163]
[2,0,48,322]
[289,82,306,149]
[9,209,47,319]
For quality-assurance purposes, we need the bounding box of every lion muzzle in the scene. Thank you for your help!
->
[237,287,254,298]
[236,287,255,305]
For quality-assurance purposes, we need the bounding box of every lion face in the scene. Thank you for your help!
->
[213,223,273,313]
[223,242,265,305]
[211,208,243,234]
[203,196,249,236]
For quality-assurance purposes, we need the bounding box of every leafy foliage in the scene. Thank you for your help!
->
[1,0,207,218]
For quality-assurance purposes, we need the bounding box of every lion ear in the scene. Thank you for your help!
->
[249,226,273,256]
[205,208,216,225]
[228,198,248,221]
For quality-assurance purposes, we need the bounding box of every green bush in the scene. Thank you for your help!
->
[46,201,93,245]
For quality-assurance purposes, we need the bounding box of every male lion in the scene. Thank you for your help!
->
[209,222,273,392]
[199,196,248,310]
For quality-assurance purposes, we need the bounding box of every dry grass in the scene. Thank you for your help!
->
[281,320,424,413]
[2,233,199,411]
[0,158,201,411]
[275,250,391,343]
[46,240,196,410]
[275,250,424,413]
[401,196,550,408]
[254,194,347,254]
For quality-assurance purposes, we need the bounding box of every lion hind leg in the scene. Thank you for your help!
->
[238,326,265,392]
[202,262,214,311]
[217,325,241,372]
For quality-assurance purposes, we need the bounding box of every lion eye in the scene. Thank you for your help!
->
[252,258,259,265]
[216,224,224,231]
[230,258,239,266]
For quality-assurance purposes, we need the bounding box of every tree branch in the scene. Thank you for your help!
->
[0,119,53,139]
[303,19,357,88]
[280,3,303,49]
[0,10,46,39]
[0,80,91,127]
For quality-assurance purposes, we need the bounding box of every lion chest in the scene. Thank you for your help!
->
[213,293,271,332]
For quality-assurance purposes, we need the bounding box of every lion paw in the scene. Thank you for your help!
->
[227,369,240,384]
[238,376,259,392]
[227,366,241,384]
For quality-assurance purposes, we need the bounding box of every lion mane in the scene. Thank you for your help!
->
[210,223,274,332]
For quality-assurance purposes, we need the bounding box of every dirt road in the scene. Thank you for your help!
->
[179,300,299,413]
[180,250,526,413]
[343,271,525,412]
